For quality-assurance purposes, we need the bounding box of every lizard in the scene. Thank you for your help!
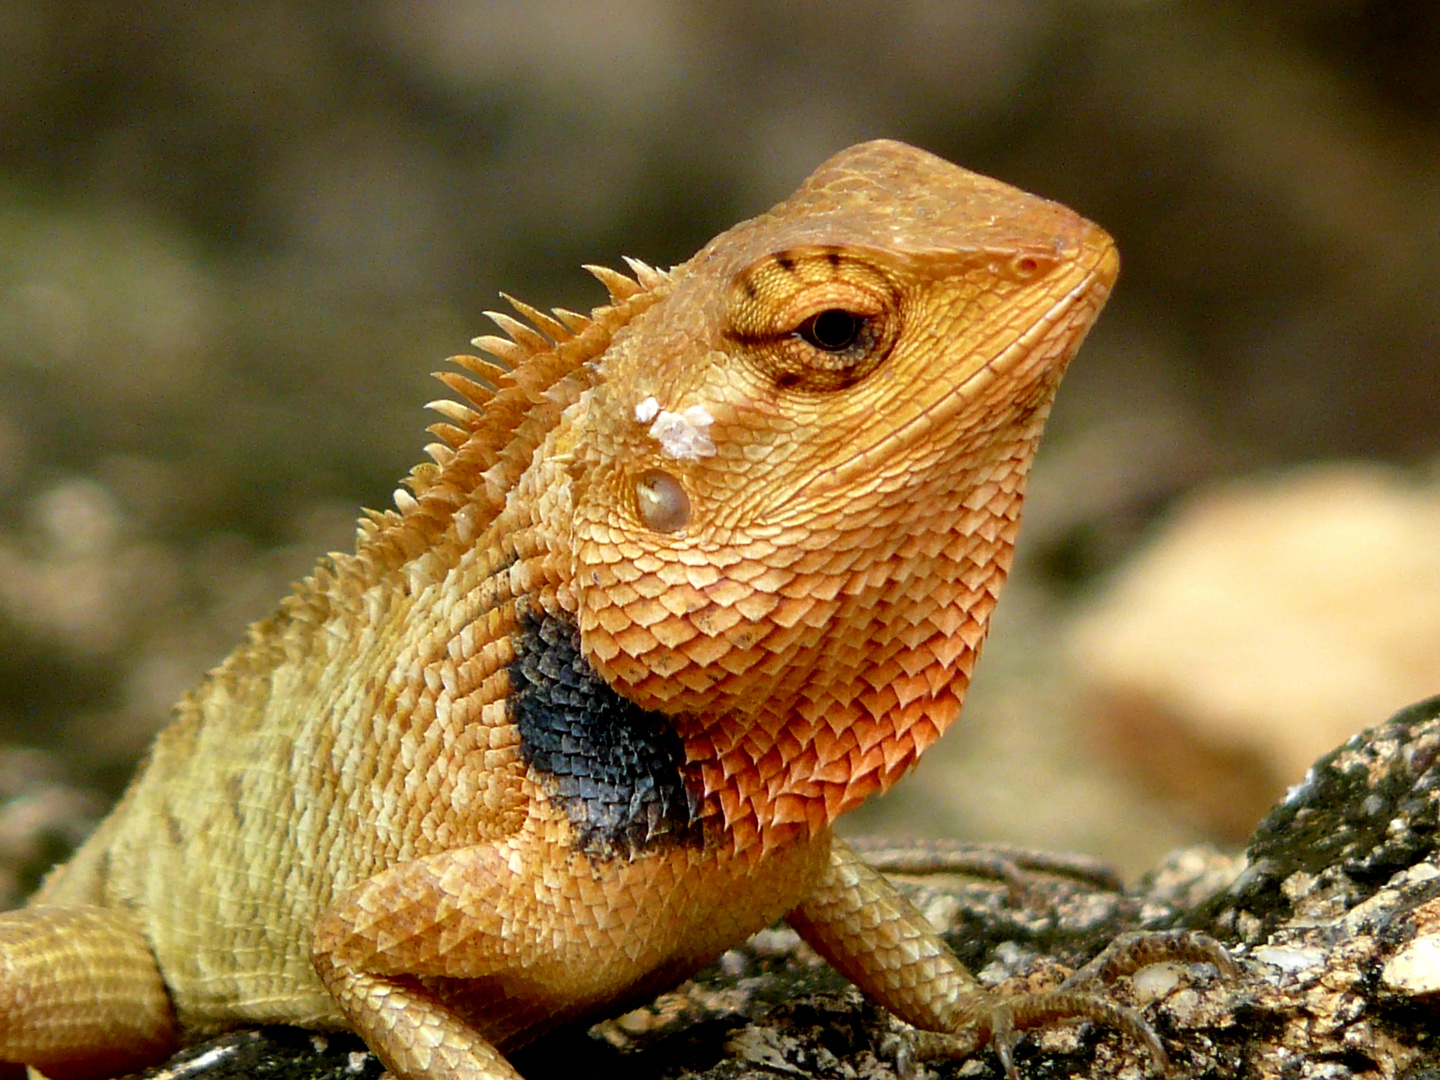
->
[0,139,1224,1080]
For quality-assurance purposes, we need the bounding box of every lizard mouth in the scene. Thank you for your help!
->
[802,243,1118,498]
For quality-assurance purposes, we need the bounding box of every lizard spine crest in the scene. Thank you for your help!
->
[289,259,672,612]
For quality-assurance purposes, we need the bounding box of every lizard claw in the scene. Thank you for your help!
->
[1059,928,1240,991]
[906,929,1238,1078]
[904,986,1172,1079]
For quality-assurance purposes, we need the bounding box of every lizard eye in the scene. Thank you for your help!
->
[797,309,864,352]
[729,248,901,393]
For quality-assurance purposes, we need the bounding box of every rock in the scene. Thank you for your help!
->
[1066,463,1440,839]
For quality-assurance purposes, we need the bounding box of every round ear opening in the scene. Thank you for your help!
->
[635,469,691,533]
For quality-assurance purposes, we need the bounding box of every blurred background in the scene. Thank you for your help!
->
[0,0,1438,904]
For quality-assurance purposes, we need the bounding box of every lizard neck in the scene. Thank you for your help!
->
[579,446,1033,860]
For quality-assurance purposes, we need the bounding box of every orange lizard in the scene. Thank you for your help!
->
[0,140,1219,1080]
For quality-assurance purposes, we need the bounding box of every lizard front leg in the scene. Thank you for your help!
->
[310,842,562,1080]
[310,958,521,1080]
[0,905,178,1080]
[311,834,822,1080]
[787,838,1188,1079]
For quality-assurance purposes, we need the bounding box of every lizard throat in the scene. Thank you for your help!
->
[509,609,707,859]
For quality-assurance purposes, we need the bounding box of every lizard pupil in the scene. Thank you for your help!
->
[799,309,863,352]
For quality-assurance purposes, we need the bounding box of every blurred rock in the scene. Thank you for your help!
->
[1067,462,1440,839]
[0,745,102,909]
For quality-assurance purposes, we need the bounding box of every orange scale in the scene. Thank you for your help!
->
[731,766,768,805]
[842,767,883,804]
[655,584,706,618]
[680,732,715,763]
[715,785,743,823]
[781,742,819,780]
[772,794,808,826]
[613,624,660,658]
[733,591,781,623]
[922,660,953,696]
[628,573,671,601]
[710,716,749,753]
[680,561,723,588]
[880,730,917,774]
[692,603,745,637]
[780,711,822,746]
[857,687,900,722]
[702,579,757,611]
[891,674,933,709]
[648,616,700,650]
[630,552,665,574]
[927,633,972,670]
[715,647,762,677]
[941,534,979,563]
[908,717,942,755]
[654,560,698,587]
[787,773,825,801]
[849,715,896,757]
[621,597,672,630]
[822,780,850,819]
[927,605,967,638]
[956,559,994,591]
[895,625,939,659]
[813,754,853,783]
[858,659,903,694]
[797,599,842,629]
[678,633,732,668]
[746,709,788,743]
[729,813,760,854]
[751,744,787,782]
[808,725,847,766]
[753,640,806,677]
[967,593,998,623]
[590,604,632,635]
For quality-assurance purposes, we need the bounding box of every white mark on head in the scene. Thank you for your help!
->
[634,396,660,424]
[648,404,716,461]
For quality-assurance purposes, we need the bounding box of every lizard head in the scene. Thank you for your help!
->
[561,140,1118,852]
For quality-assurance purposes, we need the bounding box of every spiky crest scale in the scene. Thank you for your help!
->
[328,259,671,588]
[552,308,592,335]
[500,295,573,343]
[424,398,483,434]
[584,264,643,302]
[621,257,667,291]
[449,354,511,386]
[484,312,550,355]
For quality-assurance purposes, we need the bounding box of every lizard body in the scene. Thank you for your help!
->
[0,141,1126,1080]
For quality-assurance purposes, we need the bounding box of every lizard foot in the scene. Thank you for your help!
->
[901,987,1168,1080]
[1058,928,1239,991]
[901,930,1237,1080]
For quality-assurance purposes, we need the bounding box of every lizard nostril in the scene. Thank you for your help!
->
[635,469,690,533]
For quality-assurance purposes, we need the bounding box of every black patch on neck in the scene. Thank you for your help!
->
[510,609,703,858]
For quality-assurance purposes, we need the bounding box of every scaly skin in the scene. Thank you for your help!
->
[0,141,1129,1080]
